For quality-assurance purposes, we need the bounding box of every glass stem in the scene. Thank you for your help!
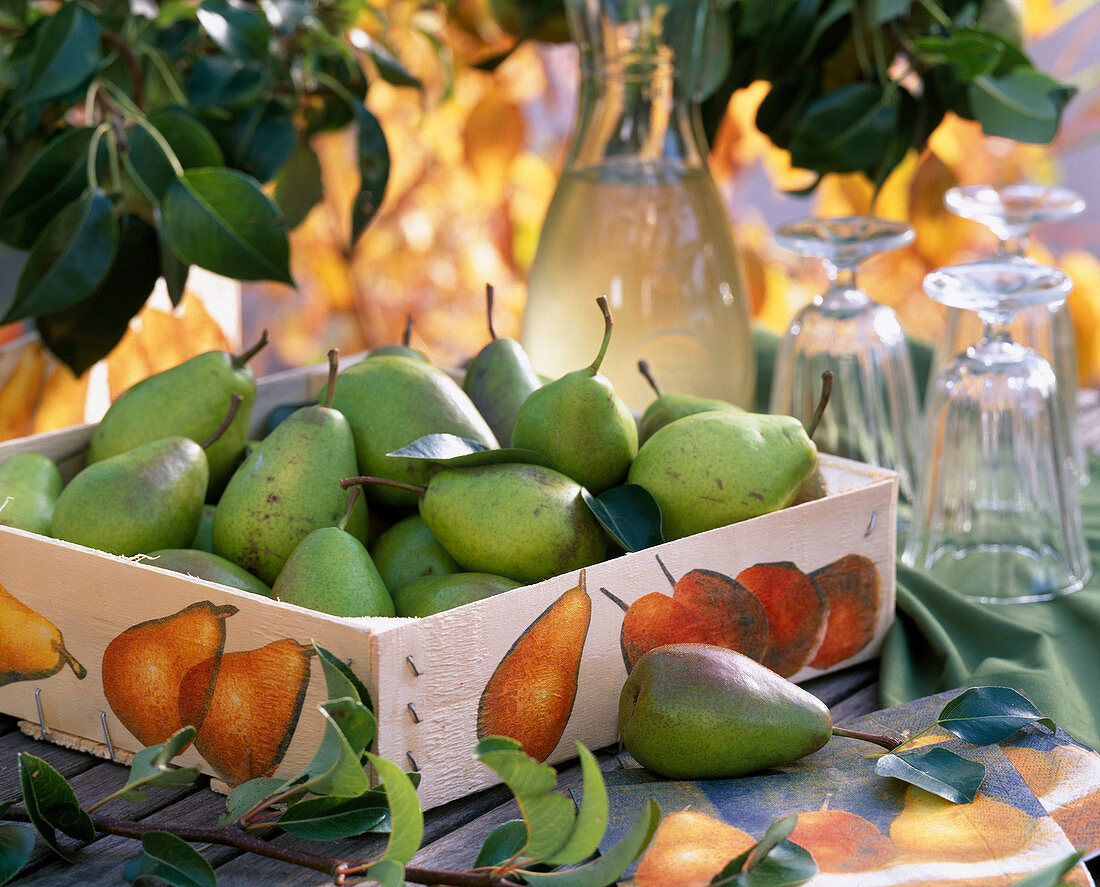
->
[999,232,1030,258]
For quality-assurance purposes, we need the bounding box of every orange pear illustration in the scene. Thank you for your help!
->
[101,600,238,747]
[809,554,881,669]
[178,638,313,786]
[477,570,592,762]
[0,580,86,685]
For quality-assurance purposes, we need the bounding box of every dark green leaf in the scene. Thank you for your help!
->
[219,777,293,826]
[275,138,323,230]
[3,189,119,325]
[913,33,1003,79]
[873,747,986,803]
[696,10,731,101]
[937,687,1056,745]
[20,4,100,106]
[755,74,821,150]
[0,127,95,249]
[712,839,818,886]
[315,643,373,712]
[279,792,389,840]
[351,105,390,244]
[1011,851,1085,887]
[789,83,898,174]
[36,213,161,377]
[583,485,663,552]
[364,753,423,886]
[969,68,1068,144]
[128,108,224,201]
[187,56,265,111]
[747,814,798,870]
[117,727,201,803]
[123,831,216,887]
[388,434,551,468]
[162,168,293,284]
[522,798,660,886]
[205,99,296,184]
[282,697,375,799]
[867,0,912,25]
[196,0,269,61]
[0,824,35,886]
[17,753,95,863]
[155,209,190,306]
[357,33,422,89]
[475,820,528,868]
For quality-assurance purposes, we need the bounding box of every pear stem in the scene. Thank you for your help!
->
[485,283,498,341]
[200,393,243,449]
[589,296,613,375]
[830,726,905,751]
[323,349,339,409]
[232,329,269,369]
[402,314,414,347]
[637,360,662,397]
[600,587,629,612]
[341,475,427,498]
[805,370,834,440]
[654,553,676,590]
[337,485,362,532]
[55,643,87,679]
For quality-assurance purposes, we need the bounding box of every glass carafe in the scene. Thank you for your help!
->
[521,0,755,413]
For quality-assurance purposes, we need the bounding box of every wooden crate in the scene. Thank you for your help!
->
[0,360,897,810]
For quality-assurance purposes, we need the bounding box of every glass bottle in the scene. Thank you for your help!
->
[521,0,755,413]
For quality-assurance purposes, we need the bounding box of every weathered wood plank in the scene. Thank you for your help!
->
[0,729,101,799]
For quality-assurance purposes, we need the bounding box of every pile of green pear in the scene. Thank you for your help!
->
[0,289,824,621]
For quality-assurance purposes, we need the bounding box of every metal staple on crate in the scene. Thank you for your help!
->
[864,510,877,537]
[406,752,420,772]
[34,687,49,740]
[100,712,117,763]
[407,703,420,724]
[406,655,420,677]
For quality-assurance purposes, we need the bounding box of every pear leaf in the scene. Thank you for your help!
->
[363,753,423,886]
[1011,851,1085,887]
[936,687,1056,745]
[746,814,799,869]
[17,753,95,863]
[0,823,35,886]
[117,727,201,803]
[475,820,528,868]
[474,736,576,861]
[710,839,818,886]
[351,104,390,244]
[278,791,390,840]
[219,776,293,826]
[389,434,551,468]
[521,797,660,886]
[583,485,664,552]
[542,744,608,866]
[873,747,986,803]
[287,698,375,799]
[20,3,100,106]
[123,831,216,887]
[314,642,373,712]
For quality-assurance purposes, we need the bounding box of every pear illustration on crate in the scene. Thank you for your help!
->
[101,600,238,747]
[809,554,882,669]
[178,638,314,786]
[477,570,591,762]
[0,580,86,686]
[735,562,829,677]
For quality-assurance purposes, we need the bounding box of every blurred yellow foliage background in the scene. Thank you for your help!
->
[1,0,1098,440]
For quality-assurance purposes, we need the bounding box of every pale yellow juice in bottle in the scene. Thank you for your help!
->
[521,160,755,414]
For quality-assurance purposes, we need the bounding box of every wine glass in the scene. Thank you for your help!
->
[903,258,1090,603]
[769,216,921,506]
[939,184,1087,485]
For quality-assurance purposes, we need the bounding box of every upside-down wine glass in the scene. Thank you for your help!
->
[903,258,1090,603]
[769,216,921,507]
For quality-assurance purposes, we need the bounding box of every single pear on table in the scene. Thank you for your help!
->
[635,359,743,445]
[462,283,541,447]
[271,487,395,617]
[0,452,63,536]
[213,351,367,585]
[511,296,637,493]
[101,600,238,747]
[178,637,314,786]
[368,514,462,594]
[0,581,86,686]
[477,571,592,761]
[618,643,832,779]
[86,330,268,498]
[344,462,609,586]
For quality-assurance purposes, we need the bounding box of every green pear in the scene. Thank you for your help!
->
[87,331,268,498]
[189,503,216,552]
[344,463,609,586]
[393,572,520,617]
[327,354,498,508]
[136,549,272,597]
[369,514,461,593]
[511,297,637,493]
[271,488,394,617]
[51,436,209,556]
[462,284,541,446]
[213,351,367,584]
[369,313,430,361]
[0,452,62,535]
[636,359,743,445]
[627,410,817,540]
[619,643,832,779]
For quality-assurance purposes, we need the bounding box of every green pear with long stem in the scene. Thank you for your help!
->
[511,296,637,493]
[636,359,743,445]
[87,330,269,497]
[342,463,608,585]
[0,452,62,535]
[462,283,542,447]
[271,486,394,617]
[213,351,367,584]
[369,313,430,362]
[51,395,242,556]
